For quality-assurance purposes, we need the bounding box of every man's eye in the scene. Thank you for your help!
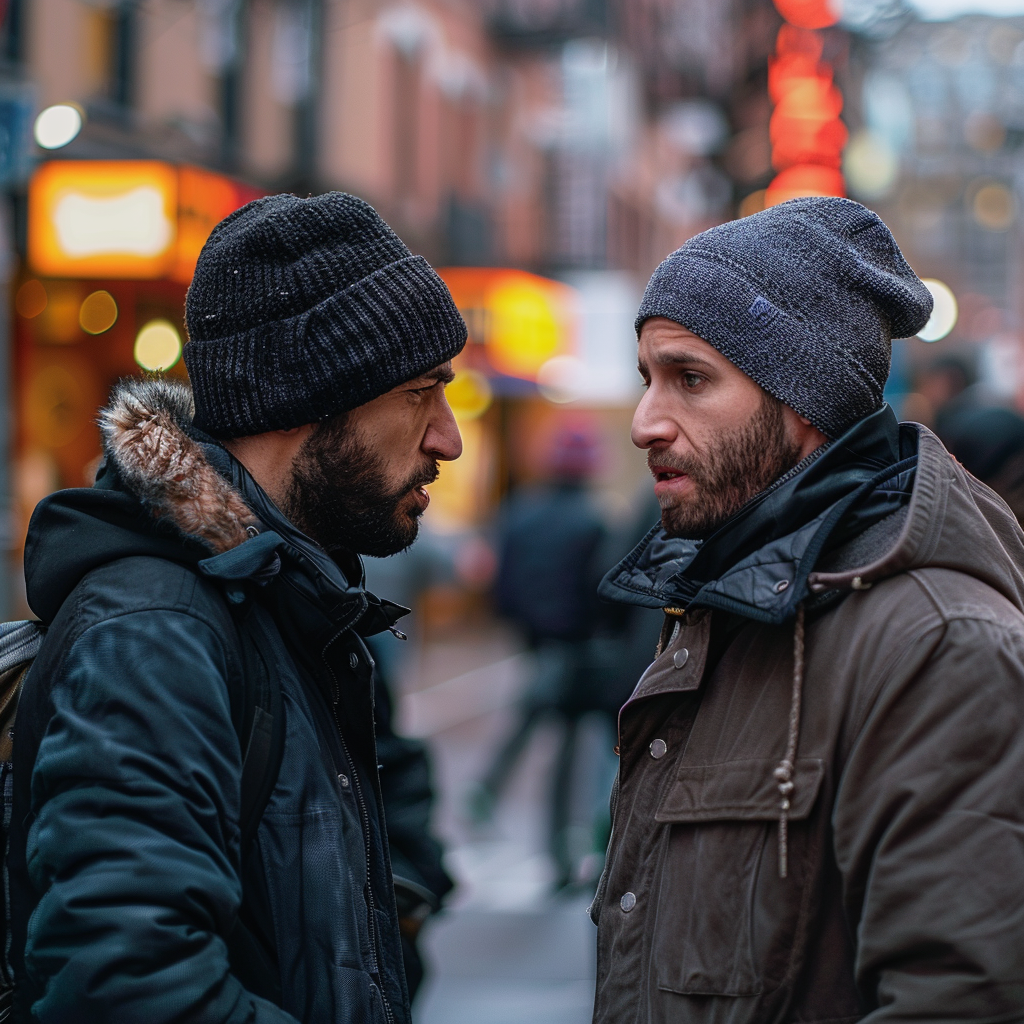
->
[682,372,703,389]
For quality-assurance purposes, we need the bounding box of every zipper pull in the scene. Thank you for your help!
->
[388,626,408,640]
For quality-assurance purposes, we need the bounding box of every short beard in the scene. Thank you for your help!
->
[281,413,439,558]
[655,392,803,538]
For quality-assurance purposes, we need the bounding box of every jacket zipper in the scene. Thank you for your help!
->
[323,636,396,1024]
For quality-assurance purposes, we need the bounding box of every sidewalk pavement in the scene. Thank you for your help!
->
[399,625,600,1024]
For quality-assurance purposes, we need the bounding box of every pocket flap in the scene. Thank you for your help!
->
[655,758,824,823]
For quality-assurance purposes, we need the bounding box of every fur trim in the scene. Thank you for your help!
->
[99,379,258,554]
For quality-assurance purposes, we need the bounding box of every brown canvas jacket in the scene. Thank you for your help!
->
[592,424,1024,1024]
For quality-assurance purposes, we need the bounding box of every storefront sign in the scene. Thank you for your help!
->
[29,160,264,281]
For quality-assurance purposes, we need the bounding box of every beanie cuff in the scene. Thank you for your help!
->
[185,256,467,438]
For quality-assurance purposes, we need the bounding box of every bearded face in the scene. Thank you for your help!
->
[281,413,439,558]
[653,391,803,538]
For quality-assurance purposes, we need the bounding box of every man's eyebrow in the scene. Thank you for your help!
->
[410,365,456,386]
[650,350,718,372]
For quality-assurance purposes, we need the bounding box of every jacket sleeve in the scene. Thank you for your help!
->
[833,613,1024,1020]
[24,609,298,1024]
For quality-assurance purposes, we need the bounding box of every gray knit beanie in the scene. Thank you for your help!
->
[636,197,933,438]
[184,192,467,439]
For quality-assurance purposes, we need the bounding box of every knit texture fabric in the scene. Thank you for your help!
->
[636,197,933,438]
[184,192,467,438]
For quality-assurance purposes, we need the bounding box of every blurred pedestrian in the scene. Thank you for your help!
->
[915,352,978,434]
[593,198,1024,1023]
[8,193,467,1024]
[468,426,607,889]
[939,405,1024,524]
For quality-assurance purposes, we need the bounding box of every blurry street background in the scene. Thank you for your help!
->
[5,0,1024,1019]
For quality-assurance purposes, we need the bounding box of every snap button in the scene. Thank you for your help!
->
[348,652,359,670]
[672,647,689,669]
[650,738,668,759]
[620,891,636,913]
[774,579,789,594]
[338,773,350,788]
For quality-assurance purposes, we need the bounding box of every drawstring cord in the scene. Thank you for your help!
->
[774,602,805,879]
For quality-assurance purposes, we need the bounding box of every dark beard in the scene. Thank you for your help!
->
[655,392,803,538]
[281,414,439,557]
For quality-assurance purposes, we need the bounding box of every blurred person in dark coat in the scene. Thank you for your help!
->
[469,426,607,888]
[938,405,1024,524]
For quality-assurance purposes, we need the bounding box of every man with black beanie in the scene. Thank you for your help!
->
[592,197,1024,1023]
[9,192,465,1024]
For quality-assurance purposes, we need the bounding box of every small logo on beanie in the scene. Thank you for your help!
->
[748,295,781,324]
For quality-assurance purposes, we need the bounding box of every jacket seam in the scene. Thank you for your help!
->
[55,605,242,714]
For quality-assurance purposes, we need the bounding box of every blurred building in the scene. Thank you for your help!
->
[3,0,857,613]
[842,6,1024,412]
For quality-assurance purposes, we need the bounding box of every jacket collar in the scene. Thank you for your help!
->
[97,378,405,643]
[599,405,915,625]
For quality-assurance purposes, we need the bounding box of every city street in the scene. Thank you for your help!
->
[397,626,603,1024]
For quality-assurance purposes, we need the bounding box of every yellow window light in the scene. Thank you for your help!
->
[437,268,578,383]
[135,320,182,371]
[79,290,118,335]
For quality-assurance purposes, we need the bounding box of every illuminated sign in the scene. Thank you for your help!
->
[438,268,578,383]
[29,160,264,281]
[765,9,846,206]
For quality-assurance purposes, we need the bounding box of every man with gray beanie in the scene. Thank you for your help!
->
[7,192,465,1023]
[592,197,1024,1023]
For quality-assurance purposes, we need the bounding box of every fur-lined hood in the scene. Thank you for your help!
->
[25,378,407,638]
[98,378,258,554]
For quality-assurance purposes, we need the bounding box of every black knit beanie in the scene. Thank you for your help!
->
[184,192,467,438]
[636,197,933,438]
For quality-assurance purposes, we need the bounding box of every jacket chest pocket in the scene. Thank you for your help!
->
[650,757,824,999]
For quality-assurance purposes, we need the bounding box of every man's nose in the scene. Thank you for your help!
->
[631,387,676,450]
[424,397,463,461]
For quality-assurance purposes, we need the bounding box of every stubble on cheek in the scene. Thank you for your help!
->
[656,393,802,538]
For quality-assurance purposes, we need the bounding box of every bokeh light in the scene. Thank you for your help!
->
[15,279,47,319]
[134,320,182,371]
[78,290,118,335]
[446,369,493,420]
[971,181,1016,230]
[537,355,585,404]
[34,104,83,149]
[844,130,899,200]
[486,278,564,380]
[918,279,958,342]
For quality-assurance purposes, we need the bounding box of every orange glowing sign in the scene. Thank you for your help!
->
[766,5,846,203]
[765,165,845,206]
[30,161,179,279]
[438,267,578,382]
[770,79,848,170]
[772,0,839,30]
[29,160,265,281]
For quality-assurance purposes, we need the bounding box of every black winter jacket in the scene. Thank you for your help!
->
[9,380,412,1024]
